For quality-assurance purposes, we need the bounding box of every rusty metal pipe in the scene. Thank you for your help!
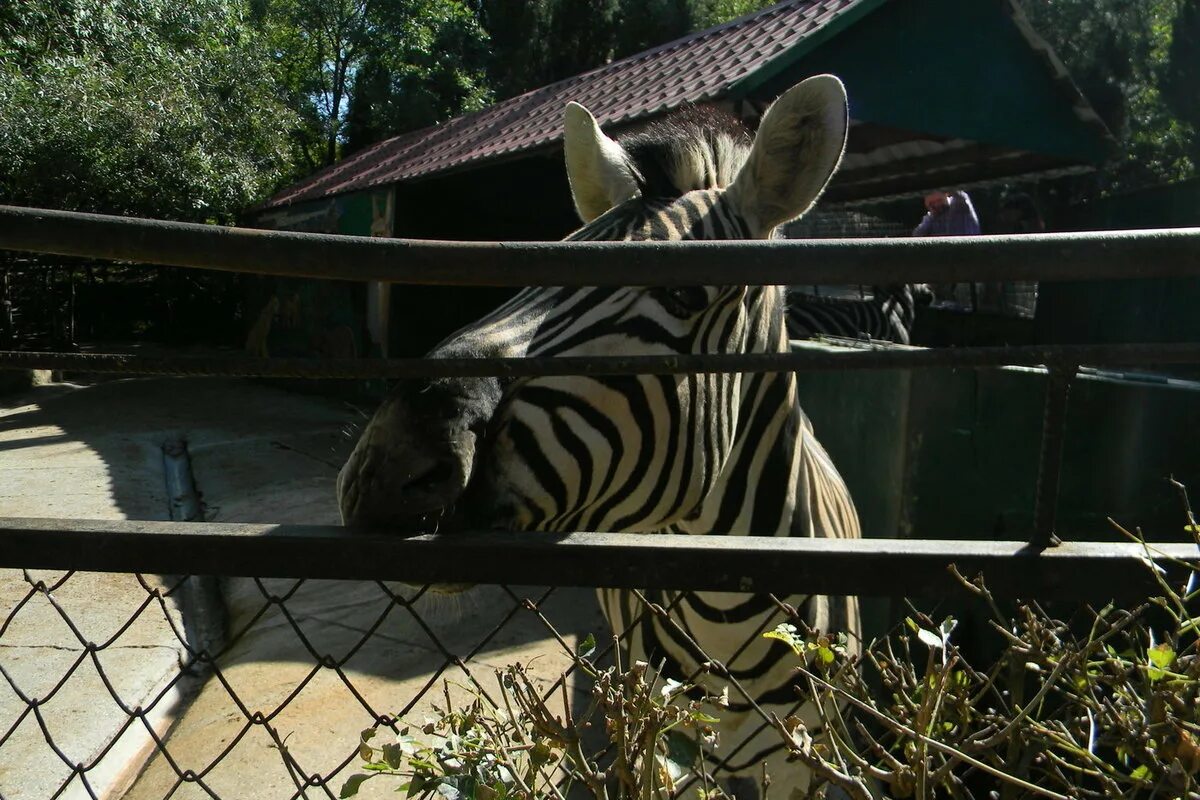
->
[2,205,1200,286]
[0,517,1194,600]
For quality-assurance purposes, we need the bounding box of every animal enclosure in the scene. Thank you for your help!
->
[2,205,1200,798]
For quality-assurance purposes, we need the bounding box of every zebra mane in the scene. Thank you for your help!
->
[617,104,753,199]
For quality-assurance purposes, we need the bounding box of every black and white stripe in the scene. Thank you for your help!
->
[339,76,860,792]
[786,282,933,344]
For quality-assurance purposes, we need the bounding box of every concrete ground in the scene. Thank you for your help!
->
[0,376,605,800]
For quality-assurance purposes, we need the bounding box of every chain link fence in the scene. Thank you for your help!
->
[4,565,834,798]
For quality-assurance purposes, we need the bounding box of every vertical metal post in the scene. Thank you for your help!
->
[1032,364,1076,548]
[162,438,226,662]
[366,188,395,359]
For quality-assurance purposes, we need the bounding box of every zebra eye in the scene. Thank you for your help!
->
[656,286,710,316]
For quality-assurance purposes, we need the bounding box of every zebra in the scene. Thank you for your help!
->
[337,75,861,795]
[786,282,933,344]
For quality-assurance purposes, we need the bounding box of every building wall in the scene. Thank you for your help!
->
[245,191,392,360]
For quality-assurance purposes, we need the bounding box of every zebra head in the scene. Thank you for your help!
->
[338,75,849,541]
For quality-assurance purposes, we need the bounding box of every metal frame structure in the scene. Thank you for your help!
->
[1,203,1199,599]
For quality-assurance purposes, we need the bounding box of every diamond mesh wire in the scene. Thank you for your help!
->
[1,566,815,800]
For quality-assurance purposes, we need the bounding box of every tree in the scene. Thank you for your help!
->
[475,0,776,103]
[1160,0,1200,164]
[1022,0,1195,191]
[689,0,776,29]
[261,0,493,163]
[474,0,548,98]
[613,0,690,58]
[0,0,297,222]
[544,0,620,83]
[259,0,370,169]
[342,1,493,154]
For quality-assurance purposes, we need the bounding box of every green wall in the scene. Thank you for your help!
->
[1039,179,1200,349]
[793,340,1200,639]
[750,0,1106,163]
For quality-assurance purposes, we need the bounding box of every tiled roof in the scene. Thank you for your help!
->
[262,0,875,209]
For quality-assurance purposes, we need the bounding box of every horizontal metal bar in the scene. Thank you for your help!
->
[6,342,1200,379]
[2,518,1194,600]
[2,205,1200,286]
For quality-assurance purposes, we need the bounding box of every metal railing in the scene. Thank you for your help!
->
[2,203,1199,799]
[4,517,1197,601]
[2,204,1199,577]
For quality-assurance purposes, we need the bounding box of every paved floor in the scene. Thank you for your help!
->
[0,377,605,800]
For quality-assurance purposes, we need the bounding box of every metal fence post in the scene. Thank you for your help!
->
[1032,364,1077,548]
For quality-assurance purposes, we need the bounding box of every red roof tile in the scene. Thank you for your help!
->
[262,0,874,209]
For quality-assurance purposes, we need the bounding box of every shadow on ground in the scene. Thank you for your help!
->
[0,376,606,800]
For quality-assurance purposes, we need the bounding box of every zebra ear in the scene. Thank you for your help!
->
[727,75,848,237]
[563,102,641,223]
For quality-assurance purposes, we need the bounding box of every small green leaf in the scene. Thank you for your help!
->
[1131,764,1151,781]
[340,774,371,798]
[763,624,804,655]
[1148,643,1175,682]
[692,712,721,724]
[576,633,596,659]
[1149,643,1175,669]
[816,646,835,665]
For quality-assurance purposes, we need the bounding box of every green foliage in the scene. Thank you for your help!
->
[0,0,297,221]
[764,622,848,668]
[341,661,727,800]
[475,0,777,101]
[689,0,776,29]
[1160,0,1200,163]
[256,0,372,170]
[1022,0,1197,191]
[342,0,493,155]
[760,538,1200,799]
[262,0,493,164]
[6,0,1196,222]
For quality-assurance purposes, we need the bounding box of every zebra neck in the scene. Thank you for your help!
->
[677,367,804,538]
